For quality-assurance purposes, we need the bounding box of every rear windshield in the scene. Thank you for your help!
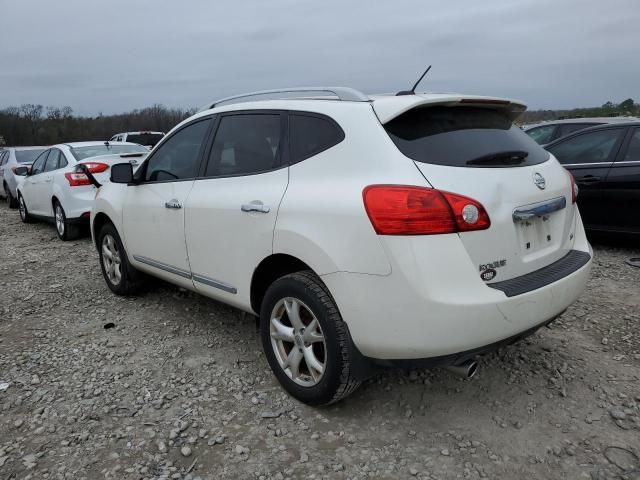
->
[15,149,46,163]
[70,144,148,161]
[125,133,164,147]
[385,106,550,167]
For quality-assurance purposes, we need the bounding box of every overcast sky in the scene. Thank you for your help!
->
[1,0,638,116]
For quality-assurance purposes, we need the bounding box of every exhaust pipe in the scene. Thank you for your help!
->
[444,359,478,379]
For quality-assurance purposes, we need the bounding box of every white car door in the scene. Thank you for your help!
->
[122,117,213,289]
[21,149,49,215]
[40,149,64,216]
[185,112,288,310]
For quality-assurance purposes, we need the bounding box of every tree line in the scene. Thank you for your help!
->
[0,104,196,147]
[518,98,639,124]
[1,98,638,146]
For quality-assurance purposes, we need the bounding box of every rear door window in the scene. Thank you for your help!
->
[385,106,549,167]
[289,113,344,163]
[547,128,625,165]
[205,114,282,177]
[43,150,62,172]
[30,150,49,175]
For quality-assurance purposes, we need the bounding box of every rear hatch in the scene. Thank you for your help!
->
[376,95,577,283]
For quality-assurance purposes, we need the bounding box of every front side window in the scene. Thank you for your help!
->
[30,150,49,175]
[289,114,344,163]
[206,114,281,177]
[526,125,556,144]
[623,128,640,162]
[144,119,211,182]
[547,128,624,165]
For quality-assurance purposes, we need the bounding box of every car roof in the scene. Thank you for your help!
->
[4,146,47,151]
[545,121,640,147]
[57,141,142,148]
[191,89,526,127]
[524,116,639,129]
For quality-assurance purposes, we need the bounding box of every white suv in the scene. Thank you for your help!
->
[91,87,592,405]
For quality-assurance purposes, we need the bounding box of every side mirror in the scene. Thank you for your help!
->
[111,163,134,184]
[14,166,30,176]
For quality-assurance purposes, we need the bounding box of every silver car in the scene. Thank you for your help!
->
[0,146,47,208]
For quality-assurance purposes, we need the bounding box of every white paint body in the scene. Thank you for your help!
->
[92,93,592,361]
[18,142,147,221]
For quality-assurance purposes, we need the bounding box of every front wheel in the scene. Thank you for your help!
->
[98,223,143,295]
[18,194,33,223]
[260,270,360,405]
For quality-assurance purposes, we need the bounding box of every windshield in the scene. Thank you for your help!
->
[385,106,550,167]
[70,144,148,161]
[15,148,46,163]
[125,133,164,147]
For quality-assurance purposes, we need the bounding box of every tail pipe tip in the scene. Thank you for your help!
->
[444,359,478,379]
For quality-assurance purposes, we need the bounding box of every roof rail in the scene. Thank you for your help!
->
[204,87,369,110]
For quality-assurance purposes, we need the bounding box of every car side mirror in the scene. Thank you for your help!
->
[111,163,134,184]
[14,166,30,176]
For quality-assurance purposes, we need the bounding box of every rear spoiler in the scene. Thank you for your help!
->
[372,95,527,124]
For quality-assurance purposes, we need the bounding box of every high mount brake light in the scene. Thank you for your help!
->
[362,185,491,235]
[567,171,578,204]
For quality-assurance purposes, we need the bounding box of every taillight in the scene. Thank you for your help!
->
[80,162,109,173]
[567,171,578,204]
[362,185,491,235]
[65,172,92,187]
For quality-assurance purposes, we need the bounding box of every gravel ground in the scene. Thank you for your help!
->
[1,202,639,480]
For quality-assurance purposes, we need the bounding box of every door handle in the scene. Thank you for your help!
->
[164,199,182,209]
[241,201,270,213]
[577,175,601,185]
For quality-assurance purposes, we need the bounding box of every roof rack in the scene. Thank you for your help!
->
[204,87,369,109]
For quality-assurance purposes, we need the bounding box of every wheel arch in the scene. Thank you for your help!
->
[92,212,114,251]
[250,253,317,314]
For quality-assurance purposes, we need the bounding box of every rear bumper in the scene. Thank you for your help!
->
[321,217,592,360]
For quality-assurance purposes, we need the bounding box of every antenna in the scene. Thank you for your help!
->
[396,65,432,96]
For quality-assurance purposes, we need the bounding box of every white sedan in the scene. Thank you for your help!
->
[17,141,147,240]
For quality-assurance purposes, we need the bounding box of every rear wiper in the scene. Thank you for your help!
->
[466,150,529,167]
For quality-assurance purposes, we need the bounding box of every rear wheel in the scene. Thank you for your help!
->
[260,270,360,405]
[18,194,33,223]
[98,222,143,295]
[54,201,81,241]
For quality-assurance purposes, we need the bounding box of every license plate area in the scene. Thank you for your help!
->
[512,196,566,256]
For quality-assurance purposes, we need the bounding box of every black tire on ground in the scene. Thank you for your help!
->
[260,270,361,406]
[97,222,144,295]
[7,188,19,209]
[18,194,33,223]
[54,201,81,241]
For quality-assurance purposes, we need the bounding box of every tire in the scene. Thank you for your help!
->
[260,270,361,405]
[7,188,19,209]
[53,201,81,241]
[18,194,33,223]
[98,222,143,295]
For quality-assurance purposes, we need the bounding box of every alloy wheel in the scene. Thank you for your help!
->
[19,196,26,220]
[270,297,327,387]
[101,234,122,285]
[55,205,65,236]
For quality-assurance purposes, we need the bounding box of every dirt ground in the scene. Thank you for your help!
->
[0,201,639,480]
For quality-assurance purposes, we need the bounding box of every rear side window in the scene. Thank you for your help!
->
[385,106,550,167]
[43,150,62,172]
[526,125,556,144]
[289,114,344,163]
[206,114,281,177]
[15,148,46,163]
[556,123,599,138]
[547,128,624,165]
